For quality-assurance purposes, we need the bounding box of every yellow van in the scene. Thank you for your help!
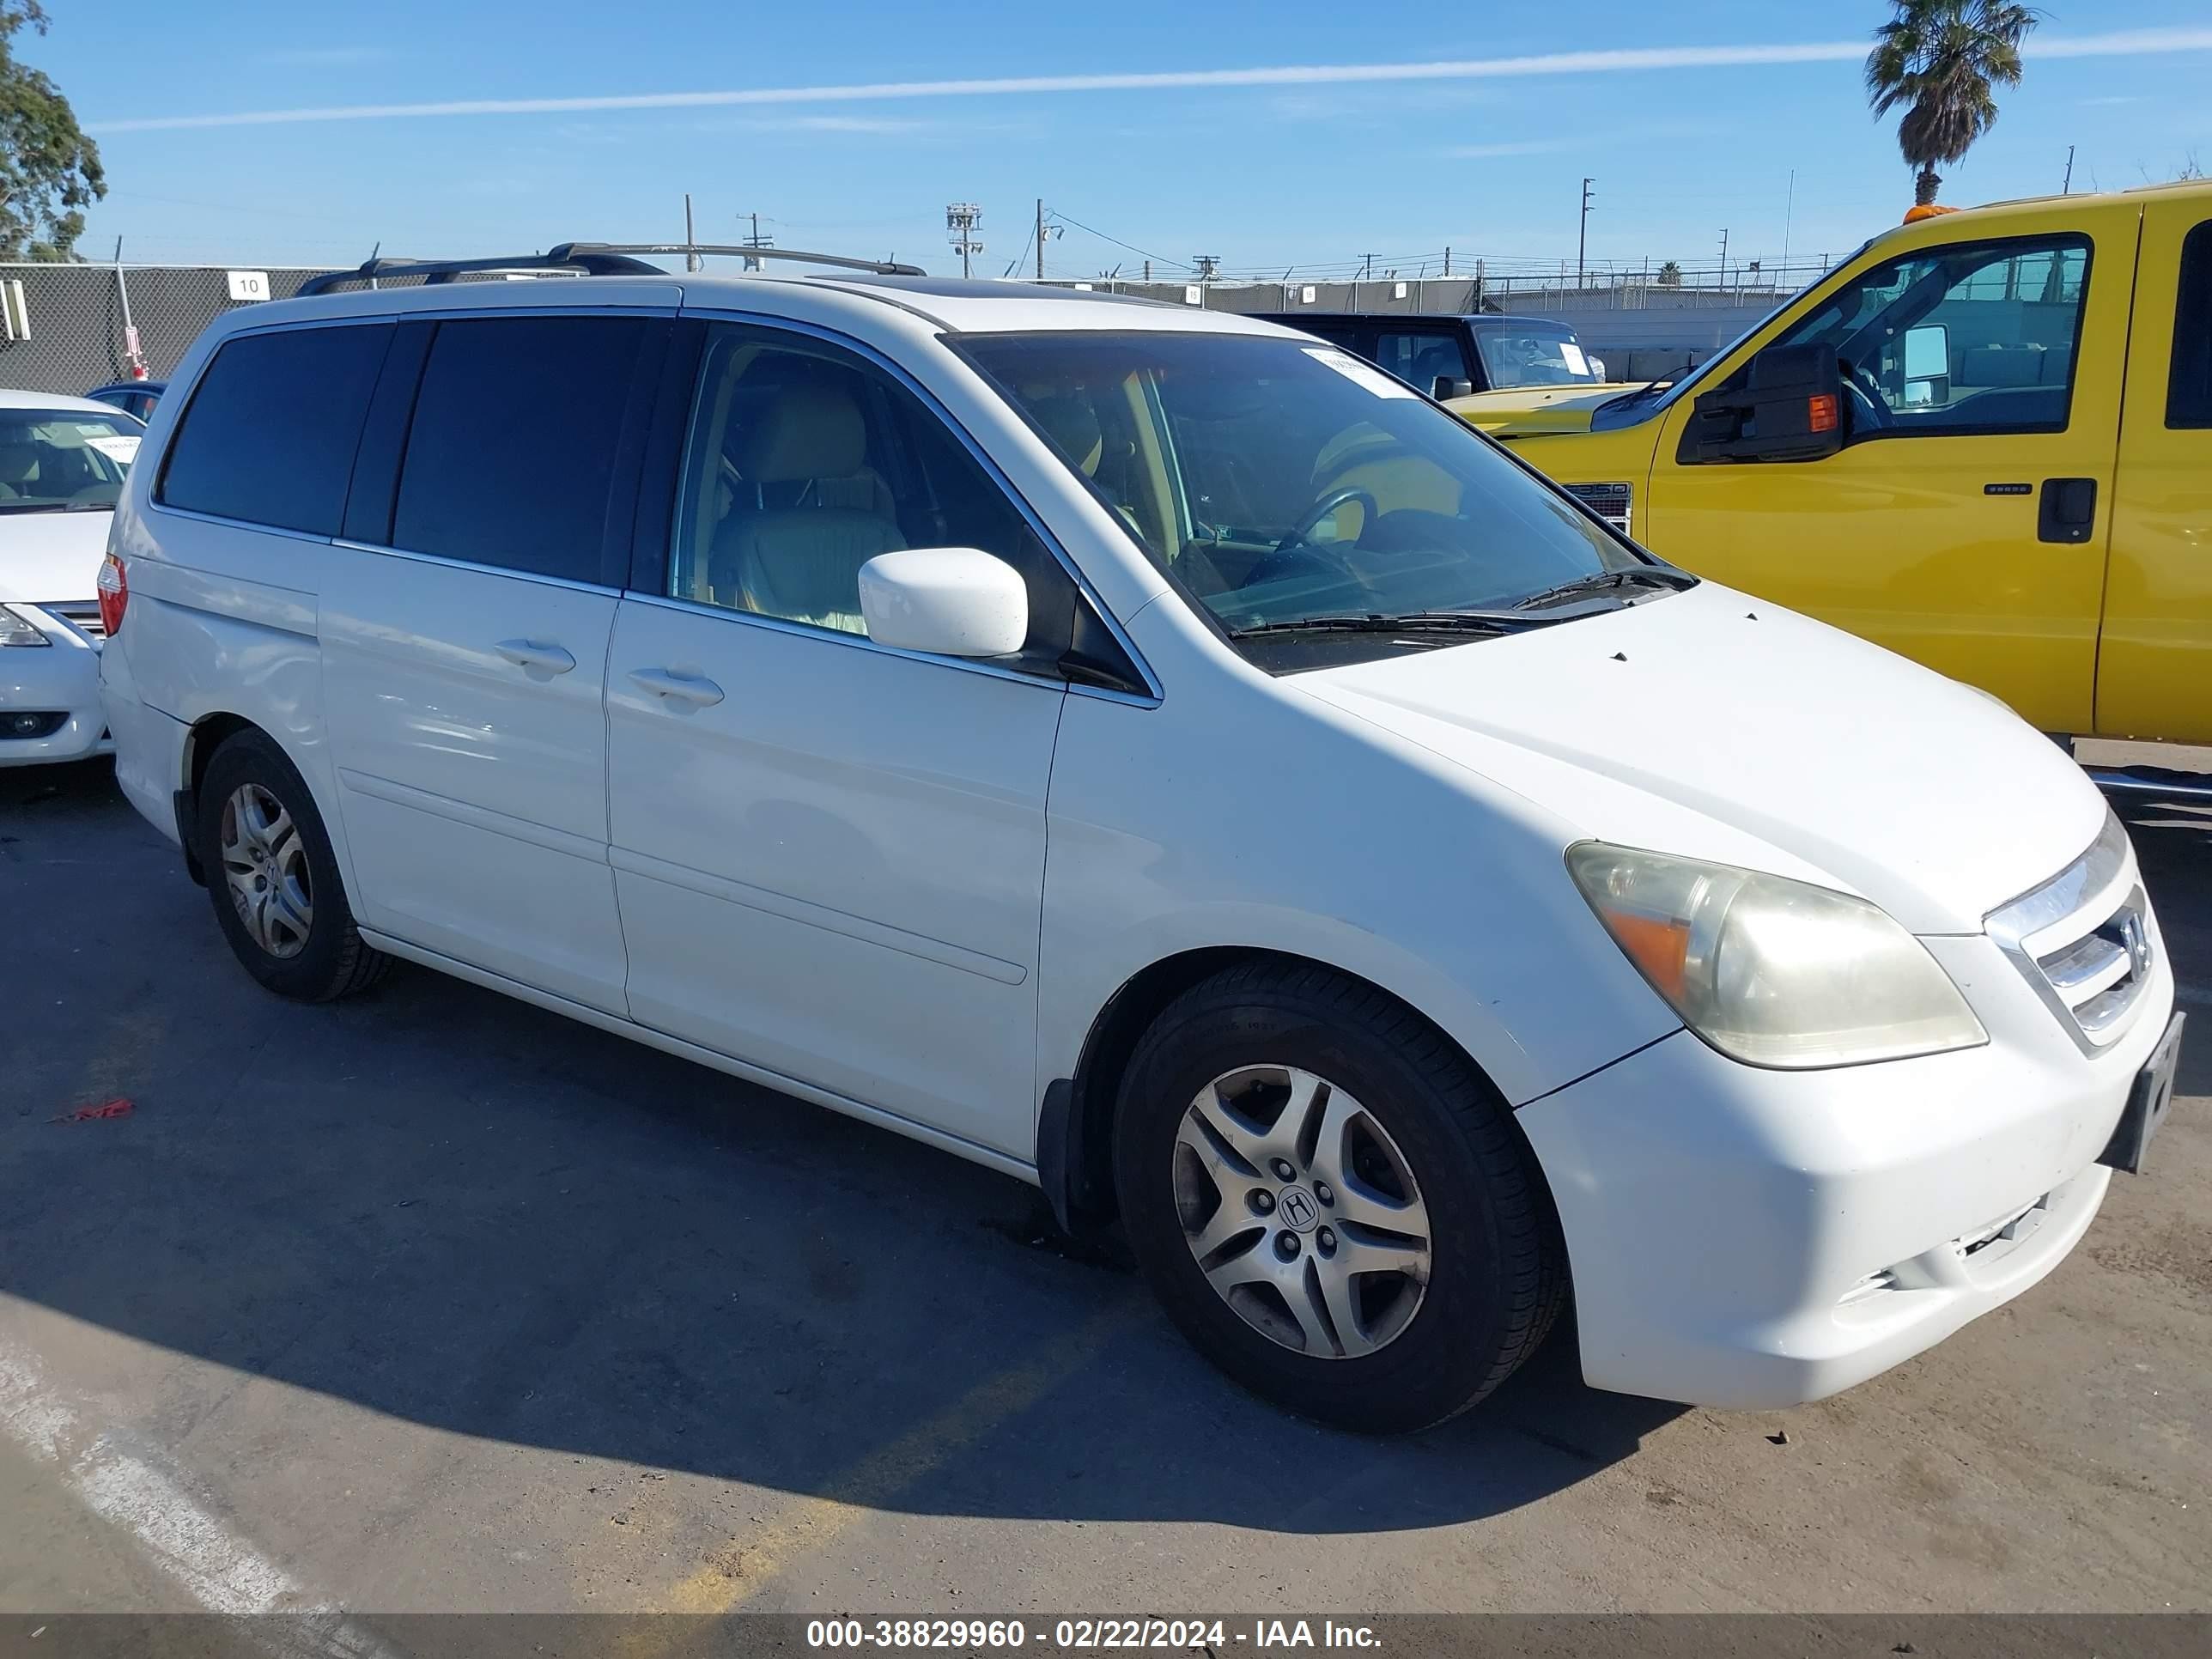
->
[1478,181,2212,745]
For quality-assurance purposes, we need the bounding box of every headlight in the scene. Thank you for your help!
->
[1566,842,1986,1069]
[0,605,52,647]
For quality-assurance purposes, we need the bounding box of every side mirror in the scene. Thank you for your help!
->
[1683,342,1845,464]
[1902,322,1949,406]
[1432,375,1475,401]
[858,547,1029,659]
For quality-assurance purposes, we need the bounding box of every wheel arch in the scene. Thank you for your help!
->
[1042,945,1553,1239]
[173,711,262,884]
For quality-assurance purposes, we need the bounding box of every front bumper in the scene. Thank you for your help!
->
[0,607,109,767]
[1517,927,2175,1410]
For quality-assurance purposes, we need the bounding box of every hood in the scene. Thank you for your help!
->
[1444,383,1641,437]
[1296,580,2105,934]
[0,507,112,605]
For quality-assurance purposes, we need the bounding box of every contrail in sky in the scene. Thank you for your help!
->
[90,27,2212,133]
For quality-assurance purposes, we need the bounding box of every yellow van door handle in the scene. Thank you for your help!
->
[2037,477,2097,544]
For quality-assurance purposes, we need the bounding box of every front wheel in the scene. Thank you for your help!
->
[1114,961,1565,1433]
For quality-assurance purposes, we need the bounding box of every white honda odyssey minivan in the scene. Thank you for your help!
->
[100,247,2184,1432]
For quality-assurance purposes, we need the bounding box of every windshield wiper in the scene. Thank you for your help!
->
[0,501,70,515]
[1595,374,1680,415]
[1228,610,1553,640]
[1512,566,1697,611]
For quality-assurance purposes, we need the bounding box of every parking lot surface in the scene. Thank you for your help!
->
[3,757,2207,1617]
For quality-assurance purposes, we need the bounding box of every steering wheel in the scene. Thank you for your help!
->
[1841,357,1889,431]
[1274,487,1376,556]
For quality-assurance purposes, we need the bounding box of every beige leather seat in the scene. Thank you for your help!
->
[708,384,906,634]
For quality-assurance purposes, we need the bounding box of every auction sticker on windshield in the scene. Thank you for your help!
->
[1303,346,1416,398]
[87,434,141,465]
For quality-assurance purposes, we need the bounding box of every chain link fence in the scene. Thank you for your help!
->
[0,257,1807,398]
[0,263,357,396]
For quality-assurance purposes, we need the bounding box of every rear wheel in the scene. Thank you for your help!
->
[197,729,391,1001]
[1114,960,1565,1433]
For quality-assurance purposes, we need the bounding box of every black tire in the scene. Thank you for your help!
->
[196,728,392,1002]
[1113,959,1565,1434]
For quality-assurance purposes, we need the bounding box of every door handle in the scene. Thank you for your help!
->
[2037,477,2098,544]
[494,639,576,674]
[629,667,725,708]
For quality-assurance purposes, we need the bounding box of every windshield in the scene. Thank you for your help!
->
[958,331,1655,664]
[1472,323,1605,388]
[0,409,141,514]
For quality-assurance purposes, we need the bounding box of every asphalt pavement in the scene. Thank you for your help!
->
[2,756,2206,1621]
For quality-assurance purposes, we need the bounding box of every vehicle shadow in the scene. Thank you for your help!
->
[2118,792,2212,1097]
[3,761,1680,1539]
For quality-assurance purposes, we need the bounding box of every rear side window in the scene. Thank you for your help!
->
[391,315,647,581]
[2170,219,2212,428]
[158,324,389,534]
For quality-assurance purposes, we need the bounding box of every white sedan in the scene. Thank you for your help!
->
[0,390,142,765]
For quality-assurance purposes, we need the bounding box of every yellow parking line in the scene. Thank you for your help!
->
[659,1298,1145,1617]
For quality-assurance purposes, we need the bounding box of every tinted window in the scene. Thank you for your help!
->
[1762,234,2090,435]
[392,316,646,581]
[669,323,1078,672]
[2170,219,2212,429]
[159,324,389,534]
[1374,330,1474,394]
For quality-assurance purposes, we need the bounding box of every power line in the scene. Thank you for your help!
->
[1037,207,1181,273]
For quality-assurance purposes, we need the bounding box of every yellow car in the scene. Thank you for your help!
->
[1468,180,2212,746]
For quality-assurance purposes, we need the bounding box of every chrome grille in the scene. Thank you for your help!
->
[1986,812,2156,1051]
[48,600,105,640]
[1560,481,1632,536]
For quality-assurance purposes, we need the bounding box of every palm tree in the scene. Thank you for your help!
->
[1866,0,2039,209]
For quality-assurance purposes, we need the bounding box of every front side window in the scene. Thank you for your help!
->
[390,315,647,582]
[959,331,1657,667]
[0,410,141,515]
[1374,330,1474,395]
[159,324,388,534]
[1763,234,2090,435]
[668,324,1077,674]
[2169,219,2212,429]
[1472,324,1604,389]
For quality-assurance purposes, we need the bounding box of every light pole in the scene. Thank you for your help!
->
[1578,178,1595,288]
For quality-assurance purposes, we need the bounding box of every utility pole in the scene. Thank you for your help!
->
[1443,246,1451,277]
[1718,228,1729,290]
[684,194,701,272]
[1577,178,1595,287]
[741,211,774,271]
[945,204,983,279]
[2063,144,2075,194]
[1036,199,1045,280]
[1360,252,1376,280]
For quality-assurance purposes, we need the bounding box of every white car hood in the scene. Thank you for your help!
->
[1296,580,2106,935]
[0,507,112,605]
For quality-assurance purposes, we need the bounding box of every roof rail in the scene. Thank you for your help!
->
[550,243,927,276]
[295,242,923,296]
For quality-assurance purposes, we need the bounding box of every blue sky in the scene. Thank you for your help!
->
[37,0,2212,281]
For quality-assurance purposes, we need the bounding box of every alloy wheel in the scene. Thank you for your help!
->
[1173,1063,1432,1358]
[219,782,314,960]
